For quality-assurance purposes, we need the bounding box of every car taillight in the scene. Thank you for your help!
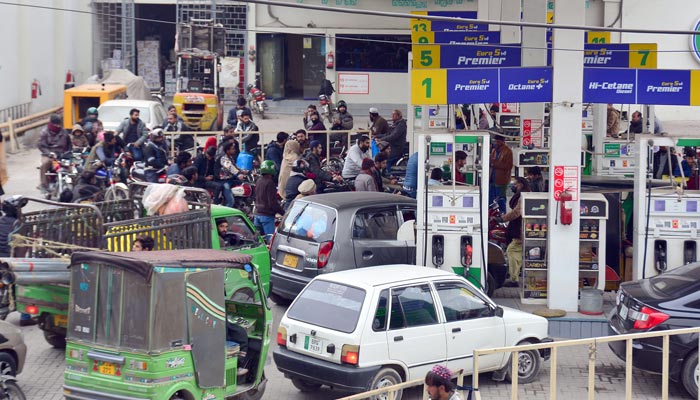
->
[341,344,359,365]
[317,241,334,268]
[25,305,38,315]
[268,231,277,250]
[277,326,287,347]
[632,306,669,330]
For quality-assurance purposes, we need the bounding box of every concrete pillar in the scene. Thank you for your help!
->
[592,103,606,174]
[602,0,622,43]
[547,0,586,312]
[500,0,521,44]
[246,4,257,88]
[477,0,489,22]
[488,0,502,31]
[520,0,547,148]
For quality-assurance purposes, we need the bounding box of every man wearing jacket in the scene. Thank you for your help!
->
[37,114,72,192]
[142,129,169,183]
[489,135,513,213]
[304,140,340,192]
[265,132,288,172]
[342,135,371,180]
[254,160,285,236]
[116,108,148,161]
[383,109,407,169]
[193,146,223,204]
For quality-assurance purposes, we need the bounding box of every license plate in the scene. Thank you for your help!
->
[98,362,116,376]
[304,336,323,354]
[619,304,629,320]
[54,314,68,328]
[282,253,299,269]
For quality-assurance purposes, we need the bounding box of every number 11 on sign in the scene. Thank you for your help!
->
[411,69,447,104]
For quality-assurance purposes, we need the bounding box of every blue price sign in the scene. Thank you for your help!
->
[583,68,637,104]
[432,21,488,31]
[440,45,521,68]
[583,44,629,67]
[433,31,501,44]
[500,67,553,103]
[411,11,485,32]
[637,69,691,105]
[447,69,499,103]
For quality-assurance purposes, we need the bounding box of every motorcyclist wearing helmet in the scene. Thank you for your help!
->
[142,128,169,183]
[79,107,101,147]
[37,114,72,192]
[330,100,354,144]
[284,159,310,207]
[254,160,285,236]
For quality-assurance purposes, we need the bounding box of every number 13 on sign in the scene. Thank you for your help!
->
[411,69,447,104]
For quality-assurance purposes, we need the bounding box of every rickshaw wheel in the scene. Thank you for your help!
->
[43,331,66,349]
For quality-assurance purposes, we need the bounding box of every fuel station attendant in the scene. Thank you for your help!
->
[500,177,530,287]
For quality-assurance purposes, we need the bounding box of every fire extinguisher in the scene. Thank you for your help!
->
[558,190,574,225]
[326,51,335,69]
[65,70,75,89]
[31,80,41,99]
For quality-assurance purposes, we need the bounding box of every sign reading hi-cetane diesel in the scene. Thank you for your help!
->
[411,67,700,106]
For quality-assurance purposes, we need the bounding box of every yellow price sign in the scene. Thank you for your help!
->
[586,31,611,44]
[411,18,432,34]
[546,11,553,24]
[411,69,447,104]
[411,30,434,44]
[691,70,700,106]
[412,45,440,69]
[629,43,657,69]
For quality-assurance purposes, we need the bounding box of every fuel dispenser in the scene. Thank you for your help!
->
[416,132,498,291]
[632,135,700,280]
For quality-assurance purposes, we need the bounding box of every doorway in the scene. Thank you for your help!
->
[257,33,325,100]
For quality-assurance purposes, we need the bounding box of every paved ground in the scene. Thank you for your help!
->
[5,115,700,399]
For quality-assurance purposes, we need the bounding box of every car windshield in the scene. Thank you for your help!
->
[287,280,365,333]
[649,262,700,297]
[217,215,262,249]
[99,106,151,124]
[278,202,336,243]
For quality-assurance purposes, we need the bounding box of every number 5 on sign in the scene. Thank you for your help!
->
[412,45,440,69]
[411,69,447,104]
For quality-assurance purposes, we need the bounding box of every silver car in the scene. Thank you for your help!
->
[97,99,168,132]
[0,320,27,375]
[269,192,417,303]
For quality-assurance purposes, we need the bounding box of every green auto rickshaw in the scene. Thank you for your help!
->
[63,249,271,400]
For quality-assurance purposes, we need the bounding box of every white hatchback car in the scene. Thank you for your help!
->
[274,265,551,398]
[97,99,168,132]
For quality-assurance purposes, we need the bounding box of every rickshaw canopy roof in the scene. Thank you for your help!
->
[71,249,253,282]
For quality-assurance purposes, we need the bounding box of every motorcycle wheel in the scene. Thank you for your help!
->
[104,186,129,202]
[1,381,26,400]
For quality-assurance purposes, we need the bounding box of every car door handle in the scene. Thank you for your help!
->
[393,336,403,342]
[362,251,373,260]
[452,328,461,333]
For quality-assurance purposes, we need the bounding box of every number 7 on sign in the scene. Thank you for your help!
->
[411,69,447,104]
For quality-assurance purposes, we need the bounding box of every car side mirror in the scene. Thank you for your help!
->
[494,306,504,318]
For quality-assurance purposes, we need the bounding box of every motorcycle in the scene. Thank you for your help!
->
[93,153,130,202]
[318,94,335,125]
[129,162,168,185]
[43,151,78,200]
[488,200,508,248]
[246,73,268,119]
[230,174,256,219]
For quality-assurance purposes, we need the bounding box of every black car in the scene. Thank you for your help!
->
[608,262,700,398]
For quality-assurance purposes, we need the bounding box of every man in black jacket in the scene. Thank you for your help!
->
[384,109,407,170]
[193,146,223,204]
[254,161,285,237]
[142,129,169,183]
[304,140,340,193]
[265,132,288,172]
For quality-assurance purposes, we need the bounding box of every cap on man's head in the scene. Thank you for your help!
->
[298,179,317,195]
[494,135,505,142]
[310,140,321,149]
[377,141,390,151]
[71,124,84,133]
[50,114,62,125]
[369,107,379,114]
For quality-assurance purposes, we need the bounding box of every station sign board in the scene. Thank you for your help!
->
[414,43,656,69]
[411,31,501,45]
[411,11,481,32]
[412,67,700,106]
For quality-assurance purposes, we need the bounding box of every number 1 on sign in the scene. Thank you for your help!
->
[422,78,432,98]
[410,69,446,104]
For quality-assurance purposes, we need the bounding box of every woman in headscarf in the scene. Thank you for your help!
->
[277,139,302,197]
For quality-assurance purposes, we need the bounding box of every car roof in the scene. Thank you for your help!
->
[99,99,161,107]
[299,192,416,210]
[316,265,458,288]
